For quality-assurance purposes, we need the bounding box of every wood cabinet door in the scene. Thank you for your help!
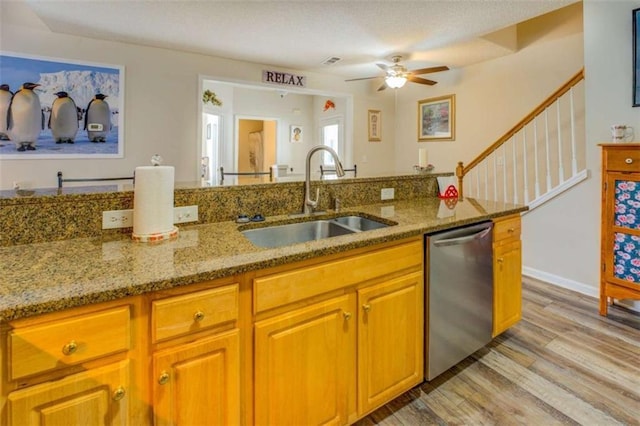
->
[493,239,522,336]
[152,329,240,426]
[7,361,130,426]
[254,294,355,426]
[357,272,423,416]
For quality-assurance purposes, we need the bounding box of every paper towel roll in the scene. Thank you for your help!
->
[133,166,176,239]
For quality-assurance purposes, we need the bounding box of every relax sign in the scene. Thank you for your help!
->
[262,70,306,87]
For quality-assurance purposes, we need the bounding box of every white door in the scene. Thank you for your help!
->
[320,116,344,167]
[202,113,222,183]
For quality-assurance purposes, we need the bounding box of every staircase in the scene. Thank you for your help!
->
[456,70,586,211]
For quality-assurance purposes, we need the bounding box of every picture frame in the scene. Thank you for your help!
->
[368,109,381,141]
[418,94,455,141]
[290,125,303,143]
[633,8,640,106]
[0,52,124,159]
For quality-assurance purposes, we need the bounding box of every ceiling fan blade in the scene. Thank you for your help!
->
[345,76,381,82]
[377,82,388,92]
[407,75,437,86]
[376,63,389,71]
[409,65,450,75]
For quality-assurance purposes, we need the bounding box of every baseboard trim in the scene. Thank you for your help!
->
[522,266,598,298]
[523,266,640,312]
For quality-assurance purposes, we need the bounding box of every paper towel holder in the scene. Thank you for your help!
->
[132,156,179,243]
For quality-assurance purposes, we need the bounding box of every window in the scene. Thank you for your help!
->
[320,116,343,166]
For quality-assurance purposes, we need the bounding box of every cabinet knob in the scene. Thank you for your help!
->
[158,371,170,385]
[343,311,352,321]
[507,227,515,233]
[112,386,126,401]
[497,257,504,264]
[362,304,371,313]
[62,340,78,356]
[625,158,633,164]
[193,311,205,322]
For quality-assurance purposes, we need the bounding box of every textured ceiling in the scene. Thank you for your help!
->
[23,0,579,79]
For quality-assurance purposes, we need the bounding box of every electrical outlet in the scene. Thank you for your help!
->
[174,205,199,224]
[381,188,395,200]
[102,209,133,229]
[102,205,198,229]
[380,205,395,217]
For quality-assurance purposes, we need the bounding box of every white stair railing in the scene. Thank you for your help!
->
[456,70,586,211]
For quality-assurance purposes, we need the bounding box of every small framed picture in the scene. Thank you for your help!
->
[290,125,303,143]
[368,110,381,141]
[418,94,455,141]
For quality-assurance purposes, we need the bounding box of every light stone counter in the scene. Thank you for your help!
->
[0,197,526,321]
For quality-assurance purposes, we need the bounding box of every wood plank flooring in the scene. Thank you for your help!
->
[355,277,640,425]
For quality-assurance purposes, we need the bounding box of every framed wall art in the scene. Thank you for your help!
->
[290,125,303,143]
[0,52,124,159]
[368,109,381,141]
[633,8,640,106]
[418,94,455,141]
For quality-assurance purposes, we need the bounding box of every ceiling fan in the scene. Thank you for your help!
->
[346,55,449,91]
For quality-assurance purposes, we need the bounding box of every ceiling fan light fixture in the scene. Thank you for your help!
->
[386,75,407,89]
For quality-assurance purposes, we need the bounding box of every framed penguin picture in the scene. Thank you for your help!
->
[0,52,124,159]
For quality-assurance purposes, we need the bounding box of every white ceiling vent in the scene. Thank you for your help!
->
[322,56,342,66]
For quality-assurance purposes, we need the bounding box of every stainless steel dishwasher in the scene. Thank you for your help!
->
[425,221,493,381]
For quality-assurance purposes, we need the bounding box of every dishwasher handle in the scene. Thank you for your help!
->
[432,226,492,247]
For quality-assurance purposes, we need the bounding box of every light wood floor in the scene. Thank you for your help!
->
[356,277,640,425]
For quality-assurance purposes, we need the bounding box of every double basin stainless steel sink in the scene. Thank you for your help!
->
[241,215,393,248]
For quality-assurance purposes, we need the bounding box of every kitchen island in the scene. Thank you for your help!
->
[0,192,526,425]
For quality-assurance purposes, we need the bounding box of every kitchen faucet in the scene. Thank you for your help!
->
[303,145,345,214]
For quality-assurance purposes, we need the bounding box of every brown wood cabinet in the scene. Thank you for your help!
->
[599,143,640,315]
[357,272,423,416]
[1,299,144,426]
[252,238,423,425]
[7,361,130,425]
[492,214,522,336]
[1,227,523,425]
[150,283,241,426]
[254,294,356,425]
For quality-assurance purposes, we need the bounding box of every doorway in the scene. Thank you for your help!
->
[236,118,277,173]
[202,113,222,183]
[320,116,344,167]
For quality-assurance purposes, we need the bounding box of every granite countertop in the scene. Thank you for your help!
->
[0,197,526,322]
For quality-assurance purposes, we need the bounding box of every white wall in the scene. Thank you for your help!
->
[389,1,638,307]
[523,2,640,306]
[0,1,396,189]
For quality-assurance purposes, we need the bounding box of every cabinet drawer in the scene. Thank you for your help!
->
[493,215,521,242]
[604,148,640,172]
[9,306,130,380]
[152,284,238,343]
[254,240,422,314]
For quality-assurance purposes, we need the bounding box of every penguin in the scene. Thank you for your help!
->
[84,94,111,142]
[0,84,13,141]
[49,91,79,143]
[7,82,43,151]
